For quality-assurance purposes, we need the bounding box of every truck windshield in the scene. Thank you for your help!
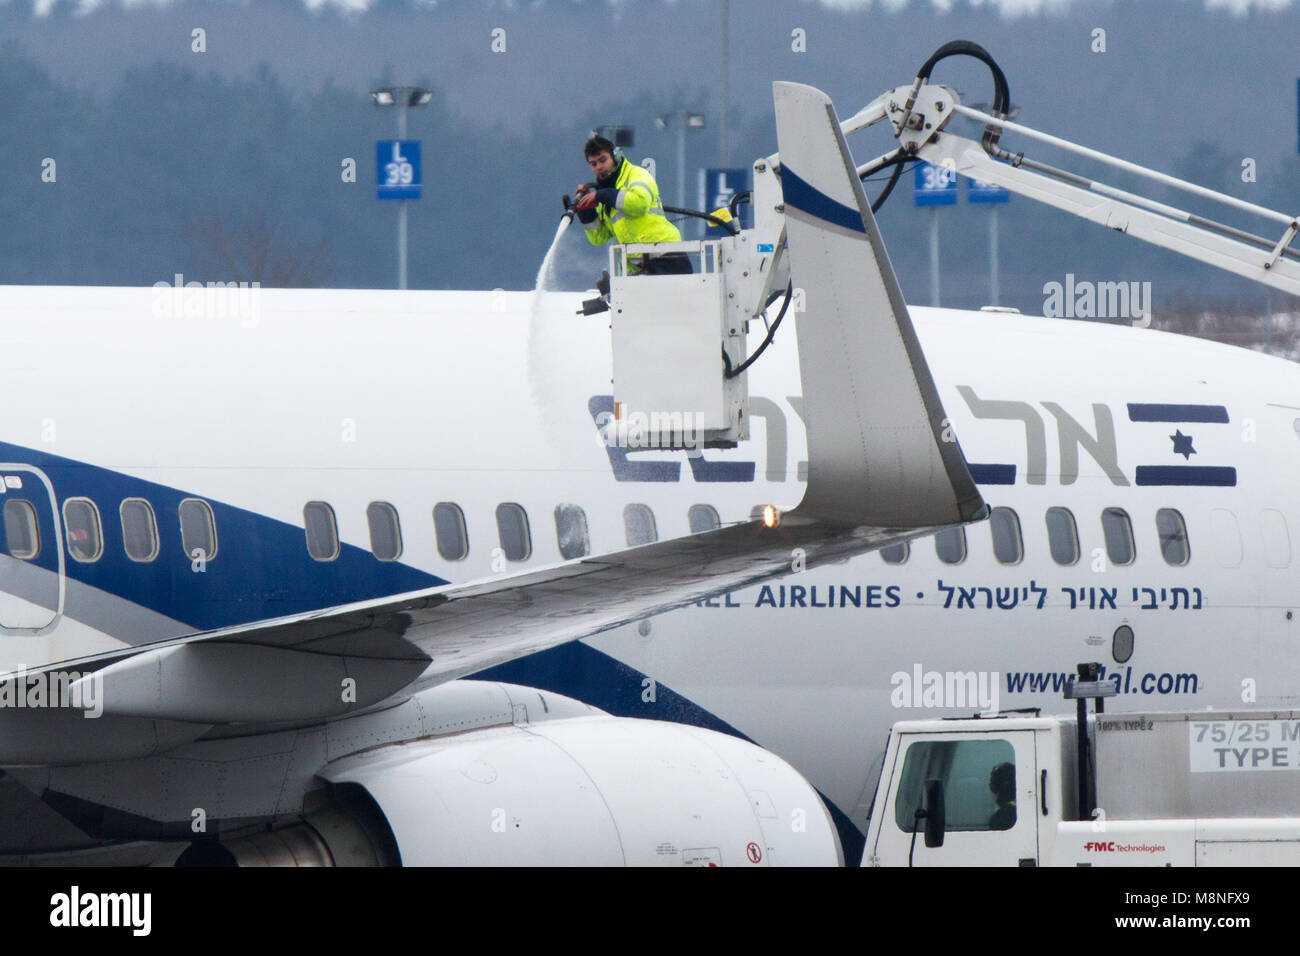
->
[894,738,1017,833]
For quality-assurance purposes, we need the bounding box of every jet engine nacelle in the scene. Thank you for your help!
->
[319,714,841,866]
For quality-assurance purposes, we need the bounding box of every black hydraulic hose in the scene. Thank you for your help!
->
[911,40,1011,153]
[915,40,1010,116]
[663,204,739,235]
[728,190,752,219]
[869,159,907,213]
[723,281,793,379]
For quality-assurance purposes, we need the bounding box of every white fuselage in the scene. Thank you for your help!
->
[1,284,1297,837]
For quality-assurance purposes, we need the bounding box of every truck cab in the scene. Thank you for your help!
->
[863,715,1076,867]
[864,709,1300,866]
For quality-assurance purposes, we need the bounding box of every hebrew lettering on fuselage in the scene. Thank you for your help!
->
[958,386,1127,486]
[592,390,1132,487]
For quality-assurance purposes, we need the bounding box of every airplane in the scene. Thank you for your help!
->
[1,52,1297,866]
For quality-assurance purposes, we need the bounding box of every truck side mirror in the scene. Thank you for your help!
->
[923,778,946,848]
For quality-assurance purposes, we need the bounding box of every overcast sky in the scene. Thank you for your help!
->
[2,0,1297,302]
[5,0,1299,165]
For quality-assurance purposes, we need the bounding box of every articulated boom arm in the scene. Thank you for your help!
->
[851,82,1300,297]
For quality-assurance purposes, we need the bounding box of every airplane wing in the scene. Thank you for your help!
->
[67,81,984,725]
[69,520,915,724]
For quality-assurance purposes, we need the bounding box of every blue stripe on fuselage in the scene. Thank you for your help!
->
[0,441,443,633]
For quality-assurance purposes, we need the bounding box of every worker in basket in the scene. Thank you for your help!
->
[572,135,693,277]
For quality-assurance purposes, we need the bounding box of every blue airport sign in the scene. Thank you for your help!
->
[913,161,957,206]
[377,140,421,200]
[969,175,1010,204]
[702,168,752,230]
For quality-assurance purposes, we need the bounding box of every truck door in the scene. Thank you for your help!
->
[0,465,64,634]
[870,730,1040,866]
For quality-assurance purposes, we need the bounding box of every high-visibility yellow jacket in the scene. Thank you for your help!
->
[582,159,682,248]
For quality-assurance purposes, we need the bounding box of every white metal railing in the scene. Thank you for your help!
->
[613,239,722,276]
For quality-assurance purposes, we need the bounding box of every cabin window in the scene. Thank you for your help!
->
[63,498,103,563]
[1209,508,1243,568]
[1155,508,1190,567]
[880,541,909,565]
[989,507,1023,566]
[554,504,591,560]
[2,499,39,560]
[496,503,531,562]
[624,503,658,546]
[894,739,1017,834]
[1261,508,1291,569]
[1101,507,1135,566]
[179,498,218,561]
[120,498,159,562]
[688,504,720,534]
[1045,507,1079,566]
[935,527,966,565]
[303,501,340,562]
[433,502,468,561]
[366,502,403,561]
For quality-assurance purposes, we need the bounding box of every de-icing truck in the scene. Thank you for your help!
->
[861,665,1300,866]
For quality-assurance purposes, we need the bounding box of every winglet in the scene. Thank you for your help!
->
[776,81,985,528]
